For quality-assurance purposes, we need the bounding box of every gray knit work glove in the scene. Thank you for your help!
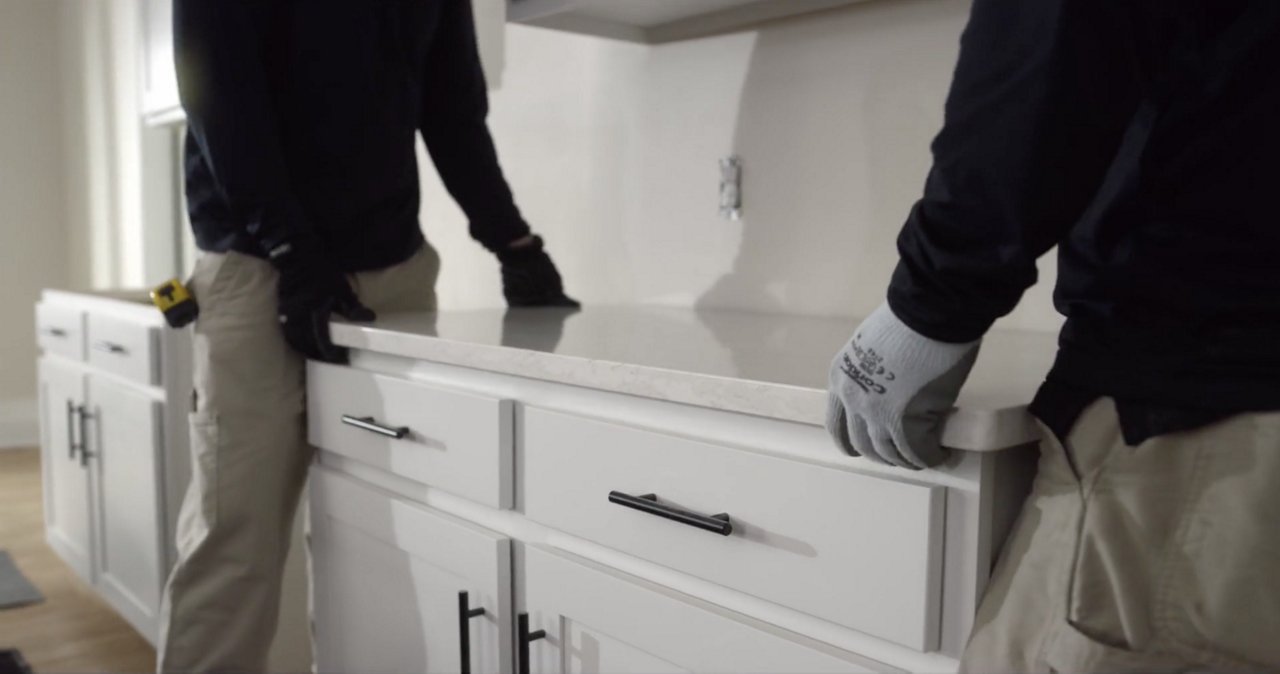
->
[826,303,980,469]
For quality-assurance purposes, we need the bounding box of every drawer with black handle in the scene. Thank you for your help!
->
[522,407,947,652]
[307,361,515,510]
[85,312,160,385]
[36,302,86,362]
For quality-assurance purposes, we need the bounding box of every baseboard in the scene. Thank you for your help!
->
[0,398,38,450]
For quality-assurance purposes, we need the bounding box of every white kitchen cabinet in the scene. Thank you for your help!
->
[38,357,93,582]
[508,0,870,44]
[310,467,513,674]
[35,291,193,645]
[520,546,892,674]
[308,307,1050,673]
[88,374,166,637]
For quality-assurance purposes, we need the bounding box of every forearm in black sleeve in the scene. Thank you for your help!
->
[887,0,1144,342]
[419,0,531,253]
[175,0,311,255]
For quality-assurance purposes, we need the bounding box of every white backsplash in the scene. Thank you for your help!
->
[419,0,1064,335]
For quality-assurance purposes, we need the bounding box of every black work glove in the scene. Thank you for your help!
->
[271,238,376,364]
[497,236,580,308]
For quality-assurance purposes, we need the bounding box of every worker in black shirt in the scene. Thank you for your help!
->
[827,1,1280,671]
[158,2,577,671]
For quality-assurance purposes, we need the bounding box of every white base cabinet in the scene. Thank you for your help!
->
[35,290,192,645]
[35,290,316,671]
[307,342,1037,674]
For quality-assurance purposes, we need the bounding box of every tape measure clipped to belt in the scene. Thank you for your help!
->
[150,278,199,328]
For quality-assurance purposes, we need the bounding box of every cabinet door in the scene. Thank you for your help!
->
[521,547,894,674]
[87,375,165,642]
[311,467,513,674]
[39,358,92,581]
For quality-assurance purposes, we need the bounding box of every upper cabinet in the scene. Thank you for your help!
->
[506,0,870,43]
[140,0,182,126]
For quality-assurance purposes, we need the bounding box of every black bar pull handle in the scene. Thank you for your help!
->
[76,406,93,468]
[608,491,733,536]
[92,341,127,355]
[458,591,486,674]
[45,327,68,338]
[65,400,79,461]
[517,613,546,674]
[340,414,409,440]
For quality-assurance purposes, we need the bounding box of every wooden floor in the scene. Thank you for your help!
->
[0,447,156,673]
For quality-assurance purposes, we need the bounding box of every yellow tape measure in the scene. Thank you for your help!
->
[150,279,199,328]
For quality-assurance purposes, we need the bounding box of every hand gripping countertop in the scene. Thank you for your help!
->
[330,306,1058,452]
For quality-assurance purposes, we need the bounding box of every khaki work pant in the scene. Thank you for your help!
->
[961,398,1280,673]
[157,245,440,673]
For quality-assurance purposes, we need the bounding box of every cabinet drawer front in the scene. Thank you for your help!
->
[310,468,512,674]
[523,408,945,651]
[523,546,894,674]
[308,362,514,509]
[85,313,159,385]
[37,302,86,361]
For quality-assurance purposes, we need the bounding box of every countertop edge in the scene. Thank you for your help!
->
[41,289,164,324]
[332,322,1041,452]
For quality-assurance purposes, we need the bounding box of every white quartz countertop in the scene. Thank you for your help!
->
[42,288,162,323]
[331,306,1059,452]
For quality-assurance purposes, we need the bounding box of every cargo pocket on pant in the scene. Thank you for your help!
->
[1043,622,1189,673]
[175,411,220,556]
[1047,415,1197,673]
[1154,425,1280,670]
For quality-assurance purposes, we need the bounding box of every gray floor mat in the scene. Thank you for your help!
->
[0,551,43,609]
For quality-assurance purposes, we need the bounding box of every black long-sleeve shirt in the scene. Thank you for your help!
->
[887,0,1280,443]
[176,0,530,272]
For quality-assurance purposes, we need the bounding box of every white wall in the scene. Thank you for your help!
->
[60,0,160,292]
[1,0,179,441]
[424,0,1062,332]
[0,0,71,447]
[0,0,157,447]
